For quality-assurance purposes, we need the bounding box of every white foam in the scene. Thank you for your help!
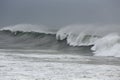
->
[0,51,120,80]
[57,24,120,57]
[0,24,55,34]
[56,24,120,40]
[56,24,99,46]
[91,33,120,57]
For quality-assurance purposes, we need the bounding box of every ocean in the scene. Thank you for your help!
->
[0,24,120,80]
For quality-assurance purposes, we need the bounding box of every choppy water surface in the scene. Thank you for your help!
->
[0,49,120,80]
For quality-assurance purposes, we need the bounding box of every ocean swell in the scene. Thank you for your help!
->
[1,24,120,57]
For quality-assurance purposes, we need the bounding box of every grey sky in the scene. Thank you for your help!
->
[0,0,120,27]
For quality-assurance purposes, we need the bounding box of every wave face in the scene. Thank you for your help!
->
[1,24,120,57]
[0,30,91,55]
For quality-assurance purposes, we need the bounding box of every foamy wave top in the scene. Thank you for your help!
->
[56,25,101,46]
[0,24,55,34]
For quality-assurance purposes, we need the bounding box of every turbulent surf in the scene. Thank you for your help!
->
[1,24,120,57]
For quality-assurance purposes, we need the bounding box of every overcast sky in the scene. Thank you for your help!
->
[0,0,120,27]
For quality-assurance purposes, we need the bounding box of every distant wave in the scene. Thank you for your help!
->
[0,24,120,57]
[0,24,56,34]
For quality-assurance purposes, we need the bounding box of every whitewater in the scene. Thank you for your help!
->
[0,24,120,80]
[1,24,120,57]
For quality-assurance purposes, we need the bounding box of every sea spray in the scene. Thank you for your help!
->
[56,25,99,46]
[91,33,120,57]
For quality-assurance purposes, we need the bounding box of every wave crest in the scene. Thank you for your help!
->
[56,25,99,46]
[0,24,55,34]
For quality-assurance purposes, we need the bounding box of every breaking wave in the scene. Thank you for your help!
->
[56,25,99,46]
[1,24,120,57]
[91,34,120,57]
[0,24,91,55]
[56,24,120,57]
